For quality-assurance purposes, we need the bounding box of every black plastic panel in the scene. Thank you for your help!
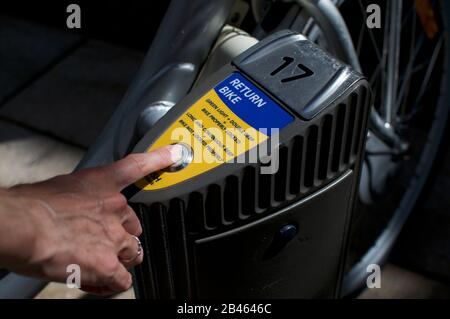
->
[193,172,354,298]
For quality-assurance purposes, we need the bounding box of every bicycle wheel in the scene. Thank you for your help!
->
[245,0,450,295]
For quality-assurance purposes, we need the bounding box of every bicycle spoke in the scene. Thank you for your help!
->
[396,36,425,114]
[357,0,382,61]
[401,2,416,28]
[396,3,419,114]
[414,35,444,108]
[382,0,403,124]
[369,62,383,87]
[411,62,428,74]
[356,11,366,56]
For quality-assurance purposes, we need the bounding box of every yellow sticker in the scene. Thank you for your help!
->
[136,72,293,191]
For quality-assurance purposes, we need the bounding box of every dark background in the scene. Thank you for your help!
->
[2,1,169,51]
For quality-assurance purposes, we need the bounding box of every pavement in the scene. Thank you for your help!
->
[0,15,449,299]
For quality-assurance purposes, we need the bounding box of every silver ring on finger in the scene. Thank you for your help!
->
[125,235,142,263]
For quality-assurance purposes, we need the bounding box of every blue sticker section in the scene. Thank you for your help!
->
[214,72,293,136]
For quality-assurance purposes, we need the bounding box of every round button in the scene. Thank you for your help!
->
[165,143,193,172]
[278,224,298,242]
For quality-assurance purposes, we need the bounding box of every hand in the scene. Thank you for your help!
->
[0,145,182,295]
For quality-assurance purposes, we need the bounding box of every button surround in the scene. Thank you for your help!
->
[165,143,193,172]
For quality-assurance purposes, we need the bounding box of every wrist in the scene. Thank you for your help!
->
[0,192,54,276]
[22,198,58,275]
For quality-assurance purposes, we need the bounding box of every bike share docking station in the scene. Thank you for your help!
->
[125,30,371,299]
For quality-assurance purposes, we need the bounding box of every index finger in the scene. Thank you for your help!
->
[90,145,183,191]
